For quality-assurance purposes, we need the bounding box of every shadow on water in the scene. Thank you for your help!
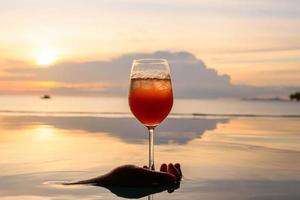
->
[0,116,229,144]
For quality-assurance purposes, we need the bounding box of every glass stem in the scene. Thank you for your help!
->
[148,127,155,170]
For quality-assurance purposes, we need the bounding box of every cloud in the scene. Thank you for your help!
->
[2,51,298,98]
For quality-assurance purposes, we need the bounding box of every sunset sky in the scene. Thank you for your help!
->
[0,0,299,96]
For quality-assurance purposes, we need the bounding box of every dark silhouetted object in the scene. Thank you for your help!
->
[63,163,182,198]
[41,95,51,99]
[289,92,300,102]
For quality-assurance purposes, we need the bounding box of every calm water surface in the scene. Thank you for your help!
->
[0,114,299,200]
[0,95,299,116]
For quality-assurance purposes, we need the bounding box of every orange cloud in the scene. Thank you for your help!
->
[0,81,116,93]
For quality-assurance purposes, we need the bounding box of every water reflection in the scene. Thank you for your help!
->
[0,116,224,199]
[0,116,229,144]
[1,116,299,200]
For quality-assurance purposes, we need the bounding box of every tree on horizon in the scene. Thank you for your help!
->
[290,92,300,102]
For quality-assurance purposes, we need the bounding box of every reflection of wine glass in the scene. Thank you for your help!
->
[129,59,173,169]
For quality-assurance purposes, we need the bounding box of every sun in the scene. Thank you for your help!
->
[36,48,58,66]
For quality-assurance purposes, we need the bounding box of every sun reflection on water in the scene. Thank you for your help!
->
[34,126,55,140]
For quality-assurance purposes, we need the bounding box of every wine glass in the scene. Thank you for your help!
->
[129,59,173,169]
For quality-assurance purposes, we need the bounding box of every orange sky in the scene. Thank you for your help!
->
[0,0,299,91]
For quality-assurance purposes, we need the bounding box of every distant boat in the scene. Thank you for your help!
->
[40,95,51,99]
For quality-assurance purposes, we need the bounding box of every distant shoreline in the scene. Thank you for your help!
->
[0,110,299,119]
[242,97,290,102]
